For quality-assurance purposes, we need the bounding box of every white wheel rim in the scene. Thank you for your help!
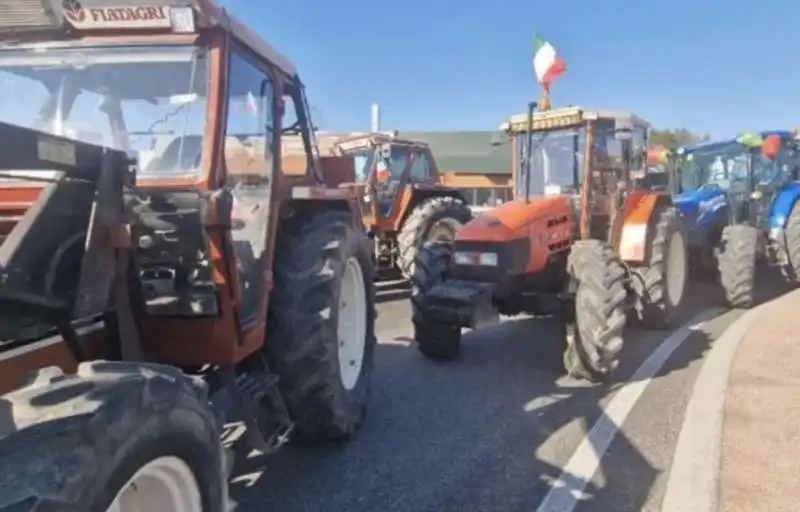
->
[337,256,367,391]
[106,456,202,512]
[666,231,687,307]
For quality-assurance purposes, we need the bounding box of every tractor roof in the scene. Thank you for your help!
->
[501,106,651,133]
[682,130,794,153]
[332,132,429,154]
[0,0,297,77]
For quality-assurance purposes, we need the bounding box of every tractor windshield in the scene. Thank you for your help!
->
[0,43,207,180]
[680,141,751,191]
[517,126,585,197]
[348,146,408,183]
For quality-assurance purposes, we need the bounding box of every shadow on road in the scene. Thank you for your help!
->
[226,271,800,511]
[226,295,727,512]
[376,279,411,304]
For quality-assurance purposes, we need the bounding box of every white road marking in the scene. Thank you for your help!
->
[660,305,760,512]
[536,307,723,512]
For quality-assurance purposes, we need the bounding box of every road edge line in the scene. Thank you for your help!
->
[535,307,723,512]
[660,305,759,512]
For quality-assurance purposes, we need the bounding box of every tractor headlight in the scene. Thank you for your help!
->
[454,251,498,266]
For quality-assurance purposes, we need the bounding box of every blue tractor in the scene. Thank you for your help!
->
[666,131,800,307]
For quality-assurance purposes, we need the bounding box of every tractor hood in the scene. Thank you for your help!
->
[673,188,727,229]
[456,196,574,242]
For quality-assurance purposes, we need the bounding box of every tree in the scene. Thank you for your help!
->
[650,129,710,149]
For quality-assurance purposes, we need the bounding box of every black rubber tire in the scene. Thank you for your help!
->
[782,201,800,280]
[397,196,472,280]
[0,361,226,512]
[266,210,377,441]
[633,207,688,328]
[411,241,461,360]
[717,224,758,308]
[563,240,628,381]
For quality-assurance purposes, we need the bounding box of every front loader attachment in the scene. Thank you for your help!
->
[0,122,132,349]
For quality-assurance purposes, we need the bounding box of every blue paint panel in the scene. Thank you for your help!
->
[674,188,728,232]
[768,182,800,228]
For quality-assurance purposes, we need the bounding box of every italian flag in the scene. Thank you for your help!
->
[533,35,566,93]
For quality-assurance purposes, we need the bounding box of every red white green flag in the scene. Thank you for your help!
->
[533,34,566,93]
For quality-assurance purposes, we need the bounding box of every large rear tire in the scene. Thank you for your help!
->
[633,207,688,328]
[411,241,461,360]
[718,224,757,308]
[563,240,628,381]
[397,196,472,280]
[0,362,227,512]
[782,201,800,281]
[267,210,377,441]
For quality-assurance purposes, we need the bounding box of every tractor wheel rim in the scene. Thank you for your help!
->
[666,231,687,307]
[337,256,367,391]
[106,456,202,512]
[428,220,456,243]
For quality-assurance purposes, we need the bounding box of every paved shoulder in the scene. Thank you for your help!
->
[663,288,800,512]
[719,290,800,512]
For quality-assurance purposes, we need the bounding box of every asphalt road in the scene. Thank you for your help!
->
[225,276,790,512]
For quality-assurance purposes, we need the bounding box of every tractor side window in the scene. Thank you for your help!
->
[592,122,624,171]
[409,150,433,183]
[224,51,276,325]
[630,126,647,172]
[225,53,274,183]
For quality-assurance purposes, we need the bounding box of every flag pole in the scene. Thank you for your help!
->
[539,91,551,112]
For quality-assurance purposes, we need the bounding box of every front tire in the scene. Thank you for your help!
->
[397,196,472,280]
[718,224,757,308]
[563,240,628,381]
[0,362,227,512]
[633,207,688,328]
[267,210,377,441]
[411,241,461,360]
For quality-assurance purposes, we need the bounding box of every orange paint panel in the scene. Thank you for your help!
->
[456,196,576,274]
[456,196,574,239]
[618,191,660,263]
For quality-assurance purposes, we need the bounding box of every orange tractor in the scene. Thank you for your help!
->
[0,1,375,510]
[411,103,688,380]
[332,133,473,279]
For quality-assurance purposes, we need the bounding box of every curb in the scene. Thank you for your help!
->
[660,304,760,511]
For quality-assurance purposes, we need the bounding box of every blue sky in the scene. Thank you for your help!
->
[223,0,800,139]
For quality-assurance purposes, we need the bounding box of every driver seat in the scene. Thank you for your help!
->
[144,135,203,175]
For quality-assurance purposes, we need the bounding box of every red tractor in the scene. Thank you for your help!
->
[332,133,473,279]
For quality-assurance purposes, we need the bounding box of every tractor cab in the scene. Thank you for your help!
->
[0,0,343,365]
[502,104,652,240]
[333,133,438,225]
[671,131,800,229]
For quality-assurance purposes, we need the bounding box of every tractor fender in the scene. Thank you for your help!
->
[618,191,674,264]
[767,182,800,229]
[393,185,466,230]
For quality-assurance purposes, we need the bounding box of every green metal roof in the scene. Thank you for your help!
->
[400,131,512,175]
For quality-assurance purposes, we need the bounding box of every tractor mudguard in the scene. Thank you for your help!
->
[768,182,800,229]
[618,191,670,263]
[423,279,499,328]
[392,186,466,231]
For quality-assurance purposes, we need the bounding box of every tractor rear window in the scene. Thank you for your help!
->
[0,43,208,180]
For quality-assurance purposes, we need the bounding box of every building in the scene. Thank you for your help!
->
[314,130,514,210]
[402,131,513,209]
